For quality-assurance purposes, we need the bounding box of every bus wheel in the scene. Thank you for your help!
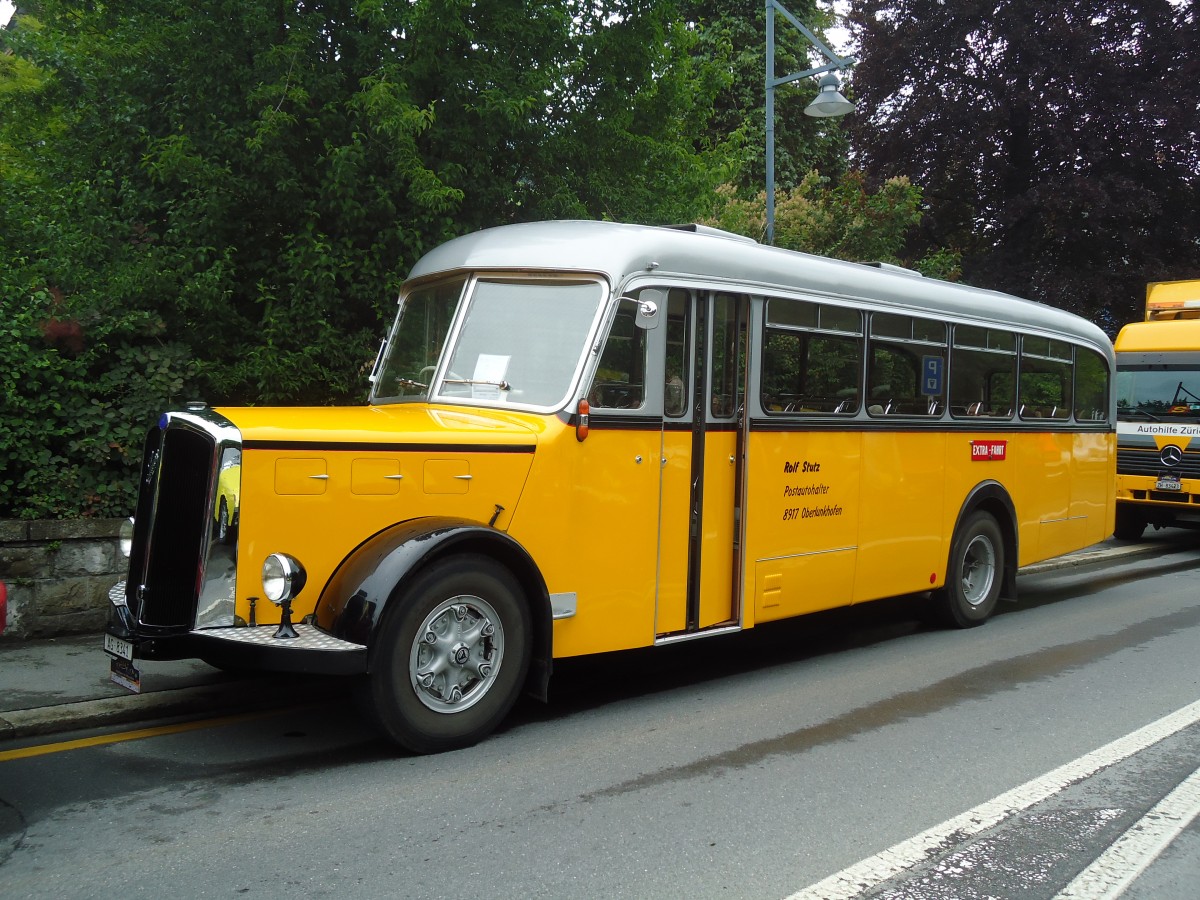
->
[367,555,531,754]
[932,511,1003,628]
[1113,508,1146,541]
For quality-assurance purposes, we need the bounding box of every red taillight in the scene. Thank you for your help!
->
[576,399,590,442]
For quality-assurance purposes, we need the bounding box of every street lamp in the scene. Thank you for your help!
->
[765,1,856,244]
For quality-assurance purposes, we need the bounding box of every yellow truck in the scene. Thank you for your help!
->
[1113,280,1200,538]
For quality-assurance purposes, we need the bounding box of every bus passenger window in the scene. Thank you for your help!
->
[949,325,1016,418]
[761,297,861,414]
[588,298,646,410]
[1074,347,1109,421]
[1019,336,1072,420]
[868,313,946,416]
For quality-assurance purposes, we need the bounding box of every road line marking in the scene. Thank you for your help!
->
[1054,764,1200,899]
[0,712,262,762]
[785,698,1200,900]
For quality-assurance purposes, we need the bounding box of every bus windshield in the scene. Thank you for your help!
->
[372,276,606,410]
[1115,366,1200,420]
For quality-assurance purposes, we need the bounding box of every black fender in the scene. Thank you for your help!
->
[948,481,1019,601]
[314,517,552,699]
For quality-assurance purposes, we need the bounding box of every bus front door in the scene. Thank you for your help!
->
[656,290,746,637]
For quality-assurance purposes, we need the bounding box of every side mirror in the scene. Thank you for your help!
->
[622,289,664,330]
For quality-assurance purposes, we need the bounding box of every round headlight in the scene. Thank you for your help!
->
[262,553,306,605]
[119,517,135,558]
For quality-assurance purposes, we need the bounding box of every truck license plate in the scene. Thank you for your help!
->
[1156,475,1182,491]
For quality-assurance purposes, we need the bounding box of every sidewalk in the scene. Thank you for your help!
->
[0,537,1183,743]
[0,632,347,741]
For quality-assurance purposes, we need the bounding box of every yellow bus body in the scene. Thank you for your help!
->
[109,221,1116,751]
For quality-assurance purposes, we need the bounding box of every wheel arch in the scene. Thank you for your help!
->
[315,517,552,699]
[949,481,1018,601]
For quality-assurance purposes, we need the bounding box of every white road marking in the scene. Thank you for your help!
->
[1054,764,1200,899]
[785,699,1200,900]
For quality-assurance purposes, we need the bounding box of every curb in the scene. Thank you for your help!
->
[0,678,349,742]
[1017,540,1170,576]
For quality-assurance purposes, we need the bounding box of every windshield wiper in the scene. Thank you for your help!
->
[443,378,511,391]
[1120,407,1162,422]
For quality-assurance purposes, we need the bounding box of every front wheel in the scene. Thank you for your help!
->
[930,511,1004,628]
[365,555,531,753]
[1113,507,1147,541]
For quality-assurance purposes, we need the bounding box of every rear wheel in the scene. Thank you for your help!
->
[366,555,531,753]
[1113,506,1147,541]
[931,511,1004,628]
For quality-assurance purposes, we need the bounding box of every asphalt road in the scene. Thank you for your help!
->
[2,535,1199,899]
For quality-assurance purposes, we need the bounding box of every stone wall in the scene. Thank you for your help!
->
[0,519,126,640]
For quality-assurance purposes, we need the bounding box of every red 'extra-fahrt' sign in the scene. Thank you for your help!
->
[970,440,1007,461]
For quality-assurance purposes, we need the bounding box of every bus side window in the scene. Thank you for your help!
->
[1019,336,1073,420]
[761,297,861,414]
[588,298,646,410]
[1074,346,1109,422]
[869,312,946,416]
[950,325,1016,418]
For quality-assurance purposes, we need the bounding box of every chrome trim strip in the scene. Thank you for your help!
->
[757,545,857,563]
[655,624,742,646]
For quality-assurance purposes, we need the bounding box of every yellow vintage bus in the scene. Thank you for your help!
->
[105,221,1115,752]
[1113,279,1200,539]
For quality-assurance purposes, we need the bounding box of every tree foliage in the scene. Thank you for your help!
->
[681,0,852,196]
[846,0,1200,328]
[702,171,959,273]
[0,0,736,518]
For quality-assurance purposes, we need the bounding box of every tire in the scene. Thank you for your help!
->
[1113,507,1146,541]
[931,511,1004,628]
[365,554,531,753]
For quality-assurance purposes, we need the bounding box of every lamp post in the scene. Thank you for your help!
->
[765,1,855,245]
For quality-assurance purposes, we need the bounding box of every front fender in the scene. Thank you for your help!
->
[314,517,552,689]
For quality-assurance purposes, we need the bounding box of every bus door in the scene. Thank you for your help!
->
[656,289,747,637]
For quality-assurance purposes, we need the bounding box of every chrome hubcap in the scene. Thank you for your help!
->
[961,534,997,607]
[409,596,503,713]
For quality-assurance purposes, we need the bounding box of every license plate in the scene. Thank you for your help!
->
[110,656,142,693]
[1156,475,1182,491]
[104,633,134,661]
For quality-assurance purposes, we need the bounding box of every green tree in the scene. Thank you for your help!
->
[681,0,852,197]
[0,0,732,518]
[846,0,1200,328]
[702,170,958,274]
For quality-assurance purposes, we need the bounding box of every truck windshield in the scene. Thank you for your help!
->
[1115,365,1200,420]
[372,277,606,411]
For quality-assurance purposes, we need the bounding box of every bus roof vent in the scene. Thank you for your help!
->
[664,223,758,244]
[862,261,924,277]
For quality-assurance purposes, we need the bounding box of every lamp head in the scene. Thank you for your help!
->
[804,72,855,118]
